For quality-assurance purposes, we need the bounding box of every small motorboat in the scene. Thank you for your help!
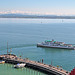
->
[14,63,26,68]
[0,61,5,64]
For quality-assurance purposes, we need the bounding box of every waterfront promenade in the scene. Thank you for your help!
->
[0,54,69,75]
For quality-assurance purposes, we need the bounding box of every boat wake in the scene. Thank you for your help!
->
[0,44,36,50]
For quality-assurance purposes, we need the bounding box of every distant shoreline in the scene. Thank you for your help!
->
[0,17,75,19]
[0,14,75,19]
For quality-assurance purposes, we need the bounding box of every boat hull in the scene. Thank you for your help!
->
[14,63,26,68]
[0,61,5,64]
[37,44,75,50]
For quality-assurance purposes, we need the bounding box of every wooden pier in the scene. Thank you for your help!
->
[0,54,69,75]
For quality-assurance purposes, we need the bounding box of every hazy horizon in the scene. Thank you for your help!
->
[0,0,75,16]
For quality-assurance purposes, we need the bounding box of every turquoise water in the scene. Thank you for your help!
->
[0,18,75,75]
[0,64,45,75]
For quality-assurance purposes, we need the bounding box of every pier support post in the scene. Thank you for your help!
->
[42,59,43,63]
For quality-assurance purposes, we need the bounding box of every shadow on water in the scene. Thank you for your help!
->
[37,47,73,53]
[1,63,49,75]
[25,66,54,75]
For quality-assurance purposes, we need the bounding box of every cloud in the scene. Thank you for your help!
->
[0,10,75,16]
[0,10,25,14]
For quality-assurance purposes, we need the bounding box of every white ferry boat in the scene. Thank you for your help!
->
[37,39,75,50]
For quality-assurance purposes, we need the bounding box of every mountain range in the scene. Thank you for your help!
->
[0,14,75,19]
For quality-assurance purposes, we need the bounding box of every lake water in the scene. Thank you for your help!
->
[0,18,75,75]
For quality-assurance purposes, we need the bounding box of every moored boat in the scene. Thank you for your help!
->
[0,61,5,64]
[37,39,75,50]
[14,63,26,68]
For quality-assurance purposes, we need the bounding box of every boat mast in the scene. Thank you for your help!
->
[7,42,8,54]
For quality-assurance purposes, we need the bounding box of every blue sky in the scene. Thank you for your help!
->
[0,0,75,15]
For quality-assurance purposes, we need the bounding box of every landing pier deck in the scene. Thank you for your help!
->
[0,54,69,75]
